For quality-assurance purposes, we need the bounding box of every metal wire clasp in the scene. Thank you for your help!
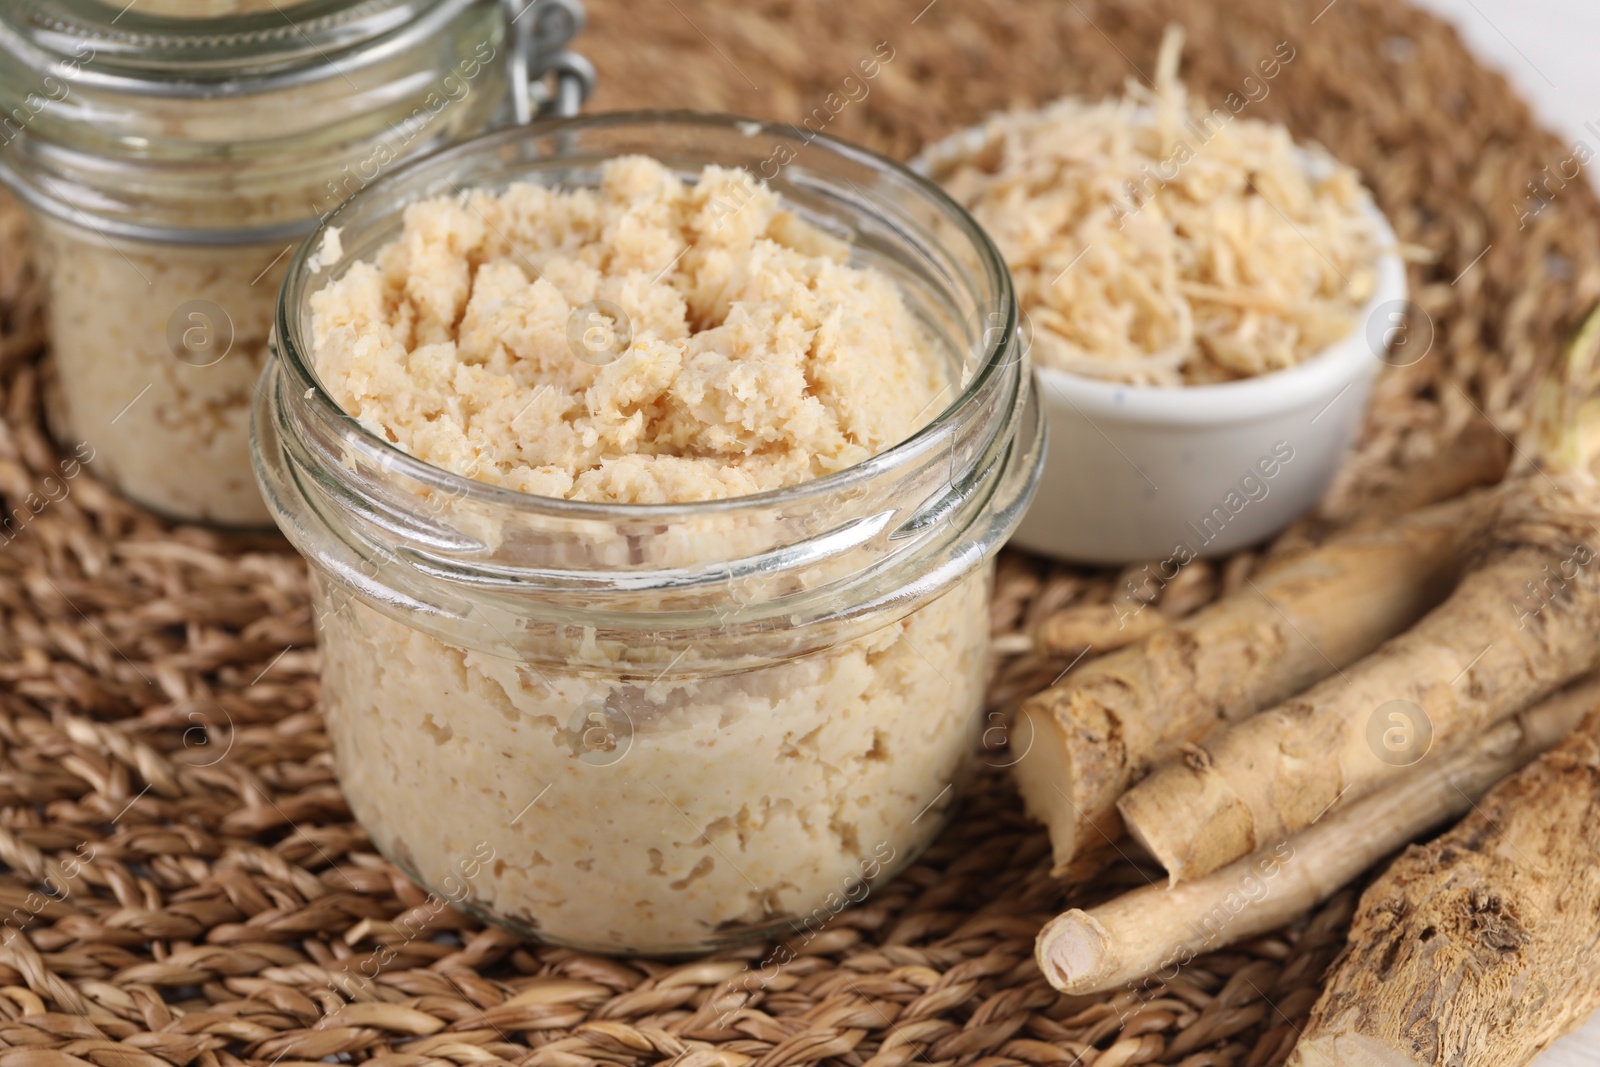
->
[504,0,597,122]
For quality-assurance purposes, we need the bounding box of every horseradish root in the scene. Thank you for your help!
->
[1035,673,1600,994]
[1118,472,1600,884]
[1011,492,1487,876]
[1287,704,1600,1067]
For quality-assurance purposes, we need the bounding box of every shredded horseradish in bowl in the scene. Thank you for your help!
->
[923,28,1386,387]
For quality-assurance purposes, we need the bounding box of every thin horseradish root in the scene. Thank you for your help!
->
[1011,491,1488,877]
[1287,704,1600,1067]
[1034,673,1600,994]
[1118,472,1600,884]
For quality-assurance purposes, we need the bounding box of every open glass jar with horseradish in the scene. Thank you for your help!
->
[0,0,592,524]
[253,113,1043,955]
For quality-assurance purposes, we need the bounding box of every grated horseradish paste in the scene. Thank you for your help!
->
[308,156,988,951]
[36,223,286,524]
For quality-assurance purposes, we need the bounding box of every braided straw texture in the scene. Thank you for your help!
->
[0,1,1595,1065]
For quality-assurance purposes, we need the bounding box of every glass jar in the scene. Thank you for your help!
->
[253,113,1044,955]
[0,0,591,525]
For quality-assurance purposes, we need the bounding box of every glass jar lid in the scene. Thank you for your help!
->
[0,0,472,95]
[0,0,514,241]
[0,0,595,242]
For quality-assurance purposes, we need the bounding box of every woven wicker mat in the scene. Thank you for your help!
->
[0,1,1596,1066]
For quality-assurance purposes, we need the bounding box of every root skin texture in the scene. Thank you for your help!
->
[1013,492,1488,877]
[1118,474,1600,884]
[1035,674,1600,995]
[1287,704,1600,1067]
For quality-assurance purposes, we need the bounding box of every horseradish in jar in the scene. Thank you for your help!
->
[253,114,1043,953]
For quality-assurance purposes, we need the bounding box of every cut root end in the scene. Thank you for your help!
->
[1288,1034,1424,1067]
[1036,910,1111,993]
[1010,705,1078,870]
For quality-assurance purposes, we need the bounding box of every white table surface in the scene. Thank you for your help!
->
[1367,3,1600,1062]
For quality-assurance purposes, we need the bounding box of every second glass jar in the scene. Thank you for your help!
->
[0,0,588,523]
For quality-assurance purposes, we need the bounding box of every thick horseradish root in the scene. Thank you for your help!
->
[1115,471,1600,884]
[1034,673,1600,994]
[1011,491,1489,877]
[1286,704,1600,1067]
[1116,301,1600,886]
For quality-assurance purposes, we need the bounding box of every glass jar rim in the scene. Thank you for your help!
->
[0,0,470,94]
[271,108,1021,522]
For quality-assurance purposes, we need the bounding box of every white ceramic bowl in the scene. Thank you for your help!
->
[914,130,1409,564]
